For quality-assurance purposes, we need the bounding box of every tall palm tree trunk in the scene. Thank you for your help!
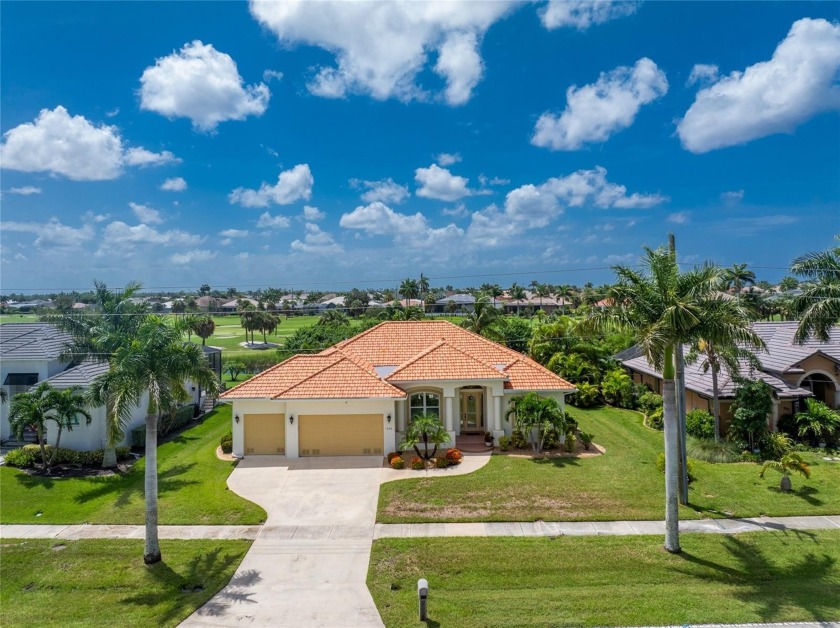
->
[662,347,681,554]
[711,365,722,442]
[144,413,162,564]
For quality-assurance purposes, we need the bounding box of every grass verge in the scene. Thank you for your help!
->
[0,405,265,525]
[0,538,250,628]
[377,405,840,522]
[368,531,840,627]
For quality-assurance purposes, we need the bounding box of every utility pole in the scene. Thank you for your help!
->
[669,233,690,505]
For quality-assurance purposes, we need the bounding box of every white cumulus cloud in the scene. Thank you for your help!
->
[256,212,291,229]
[303,205,325,221]
[139,40,270,132]
[436,152,462,166]
[249,0,516,104]
[160,177,187,192]
[540,0,639,30]
[1,218,94,248]
[101,221,203,248]
[340,201,464,248]
[667,212,689,224]
[219,228,249,238]
[291,223,344,254]
[415,164,483,201]
[0,106,179,181]
[123,147,181,167]
[129,202,163,224]
[229,163,313,207]
[686,63,719,86]
[532,57,668,151]
[678,18,840,154]
[721,190,745,204]
[351,177,410,204]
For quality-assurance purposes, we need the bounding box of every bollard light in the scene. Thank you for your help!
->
[417,578,429,621]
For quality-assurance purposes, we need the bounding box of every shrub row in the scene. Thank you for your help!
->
[4,444,132,469]
[220,431,233,454]
[131,404,198,448]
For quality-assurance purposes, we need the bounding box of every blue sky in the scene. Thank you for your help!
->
[1,1,838,294]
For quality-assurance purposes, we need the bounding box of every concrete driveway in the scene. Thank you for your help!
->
[180,456,386,627]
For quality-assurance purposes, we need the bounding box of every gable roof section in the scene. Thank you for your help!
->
[221,352,405,400]
[276,357,405,399]
[386,340,506,382]
[503,357,577,391]
[41,361,110,389]
[752,322,840,373]
[0,323,71,360]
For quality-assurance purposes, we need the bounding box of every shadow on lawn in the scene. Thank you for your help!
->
[528,456,582,469]
[74,462,198,506]
[122,546,257,624]
[672,533,838,622]
[766,485,824,507]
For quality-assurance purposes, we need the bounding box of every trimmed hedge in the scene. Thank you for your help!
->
[4,444,132,469]
[220,432,233,454]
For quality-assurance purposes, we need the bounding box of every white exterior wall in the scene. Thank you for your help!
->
[43,390,148,451]
[1,358,67,441]
[229,398,397,459]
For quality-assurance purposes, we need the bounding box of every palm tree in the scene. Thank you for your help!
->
[318,309,349,326]
[509,283,526,315]
[88,316,220,564]
[398,278,419,308]
[192,316,216,345]
[8,382,55,473]
[686,296,766,442]
[760,453,811,492]
[45,280,148,467]
[460,298,502,340]
[399,413,449,460]
[586,246,721,553]
[49,386,93,460]
[722,263,756,295]
[418,273,430,312]
[535,283,551,313]
[791,239,840,343]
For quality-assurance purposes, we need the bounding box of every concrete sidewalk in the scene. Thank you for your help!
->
[3,514,838,541]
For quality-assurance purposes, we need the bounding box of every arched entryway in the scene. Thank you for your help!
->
[798,371,840,408]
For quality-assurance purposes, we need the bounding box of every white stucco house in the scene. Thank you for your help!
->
[222,320,576,458]
[0,323,147,450]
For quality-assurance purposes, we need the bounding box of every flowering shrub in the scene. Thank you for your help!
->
[390,455,405,469]
[445,448,463,464]
[386,451,401,463]
[410,456,424,470]
[434,456,449,468]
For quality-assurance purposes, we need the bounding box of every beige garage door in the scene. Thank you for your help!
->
[244,414,285,455]
[298,414,383,456]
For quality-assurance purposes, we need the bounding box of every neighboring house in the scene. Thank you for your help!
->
[220,298,259,312]
[619,322,840,431]
[434,293,476,313]
[502,296,566,315]
[221,320,576,458]
[317,296,346,311]
[0,323,146,450]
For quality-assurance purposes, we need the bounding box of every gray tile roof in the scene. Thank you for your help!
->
[620,321,838,400]
[0,323,71,360]
[40,361,110,389]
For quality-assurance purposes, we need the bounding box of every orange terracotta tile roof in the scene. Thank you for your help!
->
[222,320,574,399]
[502,357,576,391]
[386,340,507,382]
[276,357,405,399]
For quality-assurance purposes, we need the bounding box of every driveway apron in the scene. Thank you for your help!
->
[180,456,385,627]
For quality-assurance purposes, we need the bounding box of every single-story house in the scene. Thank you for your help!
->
[221,320,576,458]
[434,293,476,313]
[620,322,840,431]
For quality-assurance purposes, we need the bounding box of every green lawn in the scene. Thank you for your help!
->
[0,313,41,324]
[368,531,840,627]
[378,405,840,522]
[0,405,266,525]
[0,538,250,628]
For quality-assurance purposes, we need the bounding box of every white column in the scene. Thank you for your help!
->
[397,399,406,432]
[445,395,454,432]
[771,399,779,432]
[494,395,502,431]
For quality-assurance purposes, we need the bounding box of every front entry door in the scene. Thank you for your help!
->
[460,390,484,433]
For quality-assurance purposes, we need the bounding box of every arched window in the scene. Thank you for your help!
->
[409,392,440,420]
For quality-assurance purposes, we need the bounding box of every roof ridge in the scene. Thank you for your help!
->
[385,339,449,378]
[223,353,331,397]
[269,354,346,398]
[386,338,508,382]
[334,320,389,349]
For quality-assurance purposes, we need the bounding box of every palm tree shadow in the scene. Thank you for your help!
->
[765,485,824,506]
[74,462,198,507]
[121,547,255,624]
[671,533,839,622]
